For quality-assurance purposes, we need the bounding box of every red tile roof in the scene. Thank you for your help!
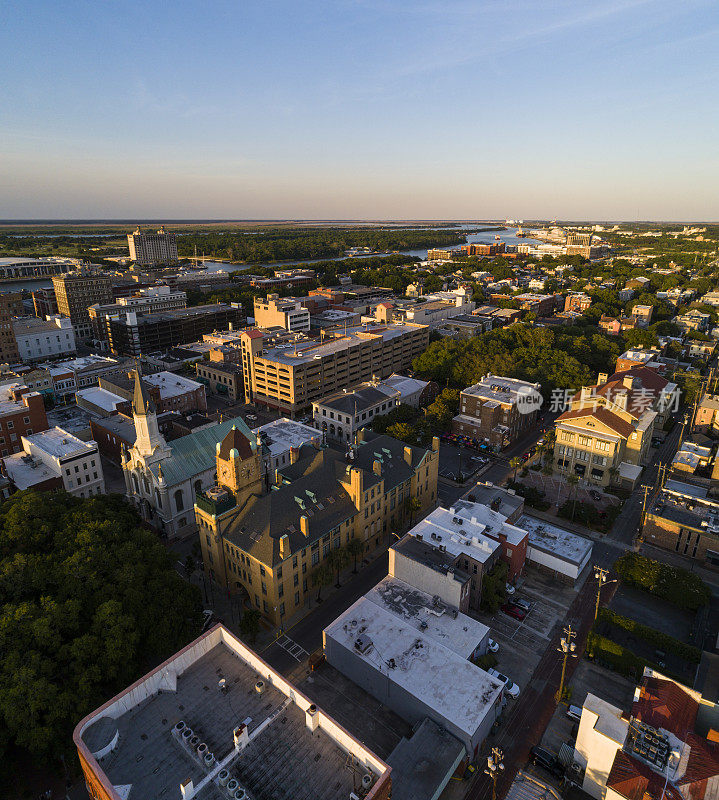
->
[608,366,670,393]
[632,677,699,739]
[607,750,683,800]
[218,425,254,461]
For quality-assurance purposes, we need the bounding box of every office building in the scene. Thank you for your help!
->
[31,286,59,318]
[12,315,76,362]
[89,285,187,344]
[427,248,455,261]
[238,322,429,418]
[106,304,244,356]
[46,355,125,403]
[3,427,104,498]
[0,292,23,363]
[253,294,311,332]
[452,375,542,449]
[0,384,49,457]
[195,360,244,401]
[312,382,400,442]
[574,668,719,800]
[196,427,439,626]
[127,225,179,266]
[323,576,502,757]
[52,271,113,340]
[74,625,391,800]
[100,370,207,414]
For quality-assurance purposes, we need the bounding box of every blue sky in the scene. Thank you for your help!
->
[1,0,718,219]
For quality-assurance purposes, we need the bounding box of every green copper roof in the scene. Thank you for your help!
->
[148,415,255,487]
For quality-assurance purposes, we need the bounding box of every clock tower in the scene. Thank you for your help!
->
[215,424,263,507]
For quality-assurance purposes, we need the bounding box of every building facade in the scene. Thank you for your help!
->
[0,385,49,456]
[312,382,400,442]
[12,315,76,362]
[196,428,439,626]
[89,286,187,345]
[195,360,244,401]
[127,225,179,266]
[0,292,23,363]
[253,294,311,332]
[452,375,541,449]
[52,271,113,340]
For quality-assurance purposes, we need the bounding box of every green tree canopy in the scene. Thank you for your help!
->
[0,491,202,766]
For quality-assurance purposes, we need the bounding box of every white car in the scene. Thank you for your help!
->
[505,583,516,595]
[246,414,257,421]
[489,668,520,698]
[487,638,499,653]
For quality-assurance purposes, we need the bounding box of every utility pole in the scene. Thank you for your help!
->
[593,566,617,621]
[485,747,504,800]
[556,624,577,703]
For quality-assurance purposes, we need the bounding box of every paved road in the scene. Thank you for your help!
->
[260,551,391,674]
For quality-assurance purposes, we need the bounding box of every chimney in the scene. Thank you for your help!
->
[373,459,382,476]
[279,534,290,560]
[300,515,310,537]
[598,372,608,384]
[403,446,412,466]
[306,703,319,733]
[290,446,299,464]
[623,376,635,390]
[432,435,440,452]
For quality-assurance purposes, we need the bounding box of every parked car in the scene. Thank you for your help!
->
[513,598,532,614]
[505,582,516,595]
[487,638,499,653]
[567,705,582,723]
[501,603,527,621]
[246,414,257,421]
[530,746,564,779]
[488,668,520,698]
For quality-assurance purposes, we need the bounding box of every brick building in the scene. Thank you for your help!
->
[0,292,23,363]
[99,370,207,414]
[195,360,244,401]
[452,375,541,449]
[0,384,49,457]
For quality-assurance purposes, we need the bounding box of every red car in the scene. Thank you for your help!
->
[501,603,527,621]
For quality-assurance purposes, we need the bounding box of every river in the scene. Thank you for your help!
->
[2,225,541,292]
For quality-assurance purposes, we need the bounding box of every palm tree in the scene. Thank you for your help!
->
[327,546,350,588]
[509,456,523,483]
[405,496,422,526]
[567,474,580,521]
[347,538,365,574]
[311,563,333,603]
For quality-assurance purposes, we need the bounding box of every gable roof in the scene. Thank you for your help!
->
[557,405,635,439]
[608,366,670,393]
[147,415,254,487]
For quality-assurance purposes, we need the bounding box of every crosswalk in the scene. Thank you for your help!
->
[275,634,309,662]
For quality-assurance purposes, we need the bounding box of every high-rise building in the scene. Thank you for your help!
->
[52,271,113,340]
[127,225,179,266]
[88,285,187,344]
[0,292,23,363]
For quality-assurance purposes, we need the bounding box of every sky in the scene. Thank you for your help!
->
[1,0,718,220]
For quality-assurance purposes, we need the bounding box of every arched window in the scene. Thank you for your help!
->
[174,490,184,512]
[194,479,202,495]
[132,473,139,493]
[155,489,162,509]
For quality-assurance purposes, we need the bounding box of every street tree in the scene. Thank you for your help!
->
[347,538,365,573]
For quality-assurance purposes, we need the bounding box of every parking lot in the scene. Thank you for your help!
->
[475,568,581,693]
[439,442,491,481]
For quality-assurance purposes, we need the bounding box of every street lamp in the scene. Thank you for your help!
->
[485,746,504,800]
[593,566,617,621]
[555,624,577,703]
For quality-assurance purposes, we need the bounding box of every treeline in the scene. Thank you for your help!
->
[176,227,471,263]
[412,325,624,394]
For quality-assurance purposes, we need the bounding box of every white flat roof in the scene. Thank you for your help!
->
[23,427,96,460]
[518,514,592,566]
[325,596,503,737]
[451,499,527,546]
[378,374,429,398]
[142,371,202,398]
[76,387,125,412]
[253,418,320,457]
[3,452,59,490]
[366,576,490,660]
[409,506,501,564]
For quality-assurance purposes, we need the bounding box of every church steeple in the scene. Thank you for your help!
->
[131,368,165,457]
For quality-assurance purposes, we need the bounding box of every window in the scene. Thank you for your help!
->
[279,602,285,617]
[174,490,184,512]
[277,565,283,579]
[263,600,269,613]
[295,591,300,605]
[260,565,266,576]
[261,581,267,595]
[311,552,319,566]
[278,584,284,598]
[23,417,30,425]
[293,573,299,587]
